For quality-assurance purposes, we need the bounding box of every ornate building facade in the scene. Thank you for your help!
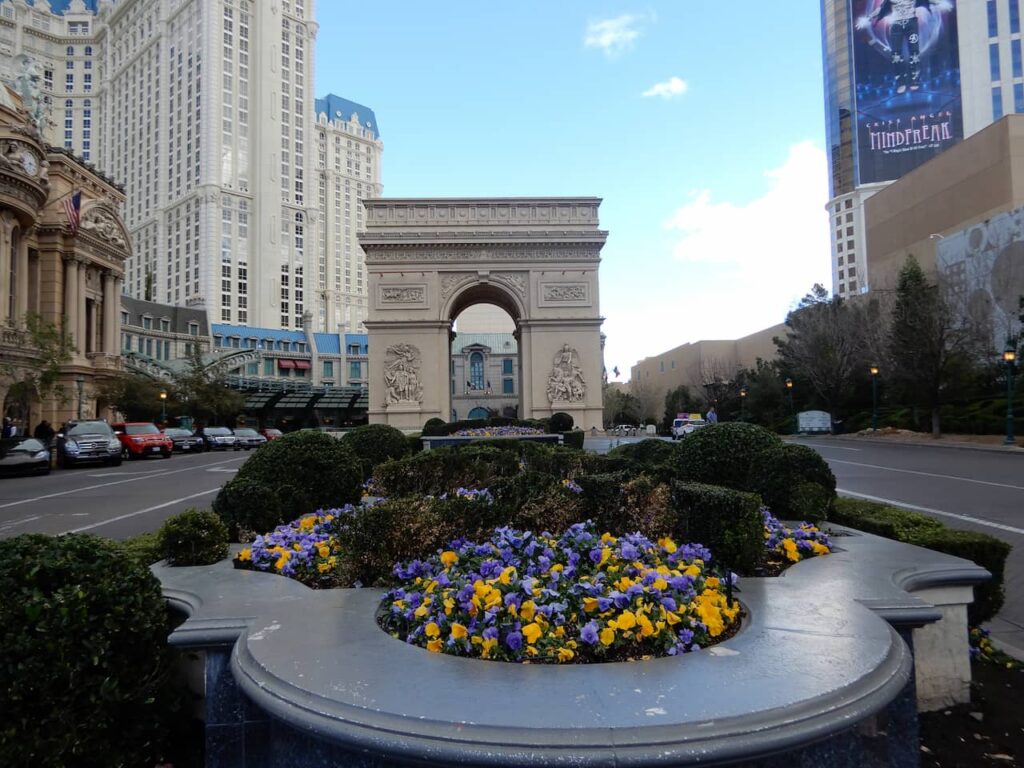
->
[0,79,127,431]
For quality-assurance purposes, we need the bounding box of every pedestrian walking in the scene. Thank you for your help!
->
[706,406,718,425]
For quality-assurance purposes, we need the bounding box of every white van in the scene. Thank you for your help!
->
[671,417,707,440]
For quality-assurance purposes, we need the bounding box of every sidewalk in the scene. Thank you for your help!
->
[798,428,1024,455]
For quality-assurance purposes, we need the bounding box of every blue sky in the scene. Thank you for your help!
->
[316,3,832,380]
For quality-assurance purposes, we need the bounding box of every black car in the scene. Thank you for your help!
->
[231,428,267,450]
[197,426,237,451]
[56,420,122,468]
[163,427,204,453]
[0,436,51,476]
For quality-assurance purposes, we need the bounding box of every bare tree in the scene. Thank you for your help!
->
[629,376,662,425]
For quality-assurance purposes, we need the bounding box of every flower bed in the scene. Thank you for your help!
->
[452,426,546,437]
[762,509,832,563]
[378,521,740,663]
[237,508,355,588]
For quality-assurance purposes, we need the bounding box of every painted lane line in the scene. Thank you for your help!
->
[0,456,244,511]
[829,459,1024,491]
[88,468,174,478]
[0,514,41,532]
[837,489,1024,537]
[67,488,222,533]
[798,442,862,452]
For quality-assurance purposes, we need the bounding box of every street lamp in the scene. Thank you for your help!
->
[75,376,84,420]
[160,390,167,425]
[869,364,880,431]
[739,386,748,421]
[785,378,795,434]
[1004,346,1017,446]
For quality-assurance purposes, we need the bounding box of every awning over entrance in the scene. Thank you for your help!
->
[316,387,367,410]
[276,392,319,409]
[242,392,280,410]
[293,360,312,370]
[277,359,296,369]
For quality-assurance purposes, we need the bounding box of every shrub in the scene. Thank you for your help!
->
[669,481,764,573]
[619,475,675,539]
[672,423,782,493]
[423,417,446,434]
[336,496,505,586]
[752,444,836,523]
[159,508,230,566]
[373,446,521,497]
[907,529,1012,626]
[608,438,677,470]
[830,498,1010,624]
[490,471,587,533]
[119,531,163,567]
[549,411,574,432]
[422,416,548,437]
[0,534,176,767]
[342,423,410,479]
[213,430,362,536]
[407,433,424,454]
[561,430,585,450]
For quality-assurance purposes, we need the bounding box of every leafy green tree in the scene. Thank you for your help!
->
[602,384,639,427]
[774,284,867,427]
[662,384,701,431]
[0,312,75,429]
[95,372,175,422]
[173,348,245,426]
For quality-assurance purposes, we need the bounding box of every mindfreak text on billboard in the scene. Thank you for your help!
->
[850,0,963,185]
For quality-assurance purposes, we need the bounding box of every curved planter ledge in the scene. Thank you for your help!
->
[153,526,989,767]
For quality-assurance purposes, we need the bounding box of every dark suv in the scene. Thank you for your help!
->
[56,420,122,468]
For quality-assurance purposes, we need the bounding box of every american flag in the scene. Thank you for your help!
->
[63,191,81,235]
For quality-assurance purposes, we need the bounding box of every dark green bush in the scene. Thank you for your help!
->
[407,433,423,454]
[213,430,362,537]
[342,423,410,479]
[669,481,764,573]
[831,498,1010,625]
[489,471,587,533]
[619,475,675,539]
[561,430,585,450]
[752,444,836,523]
[336,496,506,586]
[421,416,548,437]
[0,534,176,767]
[373,446,522,497]
[672,423,782,493]
[159,508,230,566]
[550,412,574,432]
[576,471,630,529]
[119,531,163,567]
[608,438,677,470]
[423,417,446,433]
[906,529,1012,626]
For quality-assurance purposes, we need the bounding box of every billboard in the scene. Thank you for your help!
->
[850,0,963,185]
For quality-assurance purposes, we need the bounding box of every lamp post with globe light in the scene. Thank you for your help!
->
[870,364,880,431]
[1004,346,1017,446]
[160,390,167,425]
[785,378,795,434]
[739,386,748,422]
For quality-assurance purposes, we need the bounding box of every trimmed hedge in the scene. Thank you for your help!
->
[158,508,230,566]
[0,534,176,767]
[670,481,764,573]
[672,423,782,493]
[213,430,362,538]
[342,423,410,479]
[752,444,836,524]
[421,416,549,437]
[608,438,676,471]
[561,430,585,450]
[831,498,1011,624]
[119,531,163,567]
[550,412,574,432]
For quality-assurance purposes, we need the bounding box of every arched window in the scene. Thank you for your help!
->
[65,99,73,108]
[66,46,74,57]
[469,352,484,391]
[84,46,93,56]
[468,407,489,420]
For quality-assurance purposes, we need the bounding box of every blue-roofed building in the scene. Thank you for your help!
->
[12,0,98,14]
[314,95,383,335]
[450,333,520,421]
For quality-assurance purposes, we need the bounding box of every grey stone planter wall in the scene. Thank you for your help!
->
[154,526,989,768]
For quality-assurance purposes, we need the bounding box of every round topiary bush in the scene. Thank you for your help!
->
[159,507,230,566]
[213,430,362,537]
[422,417,447,436]
[342,423,410,479]
[608,438,676,470]
[0,534,175,767]
[751,444,837,523]
[549,411,574,433]
[672,422,782,493]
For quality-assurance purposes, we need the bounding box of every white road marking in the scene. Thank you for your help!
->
[797,442,862,452]
[88,469,171,478]
[830,459,1024,491]
[0,514,41,532]
[0,456,244,511]
[67,488,222,533]
[837,489,1024,536]
[206,467,238,473]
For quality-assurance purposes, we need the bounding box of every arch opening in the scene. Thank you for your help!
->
[449,300,520,423]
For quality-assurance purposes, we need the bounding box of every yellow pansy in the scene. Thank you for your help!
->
[499,566,516,585]
[317,545,330,559]
[440,550,459,567]
[704,577,721,589]
[583,597,599,613]
[522,622,543,645]
[238,548,252,562]
[599,627,616,646]
[556,647,575,663]
[658,537,677,554]
[426,639,443,653]
[616,611,637,630]
[424,622,440,638]
[519,600,536,621]
[451,623,468,639]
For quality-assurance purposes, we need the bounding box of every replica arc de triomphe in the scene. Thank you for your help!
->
[359,197,607,431]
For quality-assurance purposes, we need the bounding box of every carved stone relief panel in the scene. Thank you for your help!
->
[493,272,527,301]
[384,343,424,404]
[377,284,427,308]
[440,272,473,300]
[546,344,586,403]
[539,282,590,306]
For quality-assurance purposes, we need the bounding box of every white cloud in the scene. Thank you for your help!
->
[642,76,688,99]
[601,141,832,380]
[584,15,646,57]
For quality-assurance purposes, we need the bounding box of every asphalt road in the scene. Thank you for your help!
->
[794,437,1024,655]
[0,449,250,541]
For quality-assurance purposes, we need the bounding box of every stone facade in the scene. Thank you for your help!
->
[361,198,607,430]
[0,83,127,431]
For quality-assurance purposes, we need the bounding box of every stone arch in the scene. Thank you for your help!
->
[361,197,607,430]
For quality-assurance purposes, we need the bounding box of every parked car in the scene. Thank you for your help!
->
[232,428,267,450]
[197,426,237,451]
[260,427,283,441]
[56,420,122,468]
[163,427,204,453]
[111,422,173,460]
[0,436,51,476]
[671,417,707,440]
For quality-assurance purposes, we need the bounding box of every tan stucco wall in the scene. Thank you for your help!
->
[866,115,1024,290]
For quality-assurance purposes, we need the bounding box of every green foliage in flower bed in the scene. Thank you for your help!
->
[607,437,676,469]
[118,530,164,567]
[831,498,1011,624]
[421,416,549,437]
[670,481,765,574]
[380,522,741,663]
[561,430,585,449]
[213,430,362,538]
[342,423,410,479]
[751,444,836,524]
[159,507,230,566]
[0,534,177,767]
[672,422,783,493]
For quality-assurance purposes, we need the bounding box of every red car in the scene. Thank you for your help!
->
[111,422,173,460]
[260,428,284,441]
